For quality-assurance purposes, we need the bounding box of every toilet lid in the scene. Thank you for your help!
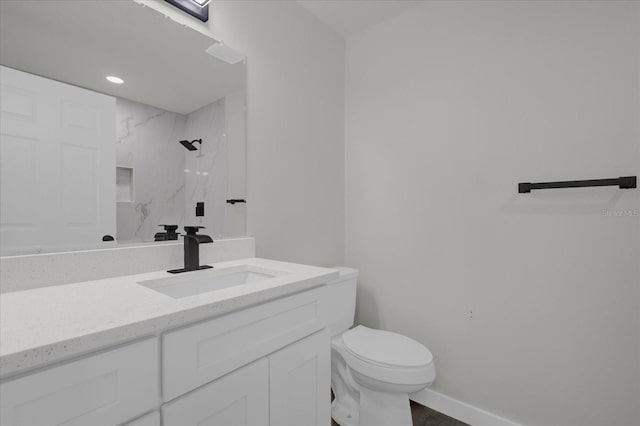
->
[343,326,432,368]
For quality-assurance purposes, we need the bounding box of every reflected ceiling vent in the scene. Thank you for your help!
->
[206,42,245,65]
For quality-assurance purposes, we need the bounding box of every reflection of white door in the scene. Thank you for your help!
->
[0,66,115,254]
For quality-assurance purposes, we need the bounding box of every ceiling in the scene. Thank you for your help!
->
[0,1,245,115]
[297,0,422,38]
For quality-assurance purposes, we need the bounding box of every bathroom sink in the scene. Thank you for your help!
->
[138,265,288,298]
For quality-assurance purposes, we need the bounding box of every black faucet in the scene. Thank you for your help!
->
[154,224,180,241]
[167,226,213,274]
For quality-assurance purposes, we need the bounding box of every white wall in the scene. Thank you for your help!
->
[140,0,345,266]
[345,2,640,426]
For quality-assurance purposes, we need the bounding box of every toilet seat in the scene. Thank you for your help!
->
[337,326,436,387]
[343,326,432,368]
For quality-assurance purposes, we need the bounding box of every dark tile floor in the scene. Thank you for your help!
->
[410,401,470,426]
[331,401,470,426]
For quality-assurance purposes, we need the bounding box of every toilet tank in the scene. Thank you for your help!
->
[326,266,358,337]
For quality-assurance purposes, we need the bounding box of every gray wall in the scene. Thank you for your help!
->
[345,1,639,425]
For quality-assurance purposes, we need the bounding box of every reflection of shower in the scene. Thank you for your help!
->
[179,139,202,151]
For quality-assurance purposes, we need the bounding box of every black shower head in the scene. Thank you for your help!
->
[179,139,202,151]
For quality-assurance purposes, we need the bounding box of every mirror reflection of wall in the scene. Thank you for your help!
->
[0,0,247,255]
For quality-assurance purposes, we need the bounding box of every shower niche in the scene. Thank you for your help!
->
[116,167,134,203]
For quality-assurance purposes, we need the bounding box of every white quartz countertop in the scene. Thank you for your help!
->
[0,258,338,379]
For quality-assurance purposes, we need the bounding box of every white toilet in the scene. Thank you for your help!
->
[328,267,436,426]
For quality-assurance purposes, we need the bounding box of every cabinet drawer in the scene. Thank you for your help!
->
[162,358,268,426]
[163,287,326,400]
[0,338,159,426]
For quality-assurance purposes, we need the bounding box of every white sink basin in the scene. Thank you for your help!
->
[138,265,288,298]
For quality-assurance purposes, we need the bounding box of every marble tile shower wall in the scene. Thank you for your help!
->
[115,98,227,242]
[116,98,187,242]
[184,99,227,238]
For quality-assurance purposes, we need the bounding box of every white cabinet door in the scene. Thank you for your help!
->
[0,65,116,254]
[162,358,269,426]
[163,287,326,401]
[0,338,158,426]
[269,329,331,426]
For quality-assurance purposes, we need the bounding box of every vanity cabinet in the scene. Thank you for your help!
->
[162,330,329,426]
[0,286,330,426]
[162,287,326,401]
[0,338,159,426]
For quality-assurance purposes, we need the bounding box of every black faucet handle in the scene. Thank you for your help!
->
[184,225,206,235]
[159,224,179,232]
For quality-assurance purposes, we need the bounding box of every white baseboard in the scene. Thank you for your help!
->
[410,388,521,426]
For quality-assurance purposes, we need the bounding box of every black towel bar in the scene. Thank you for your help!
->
[518,176,636,193]
[226,199,246,205]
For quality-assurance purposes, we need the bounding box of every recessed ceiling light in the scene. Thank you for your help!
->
[192,0,210,7]
[106,76,124,84]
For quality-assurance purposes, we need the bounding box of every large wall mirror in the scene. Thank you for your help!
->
[0,1,247,255]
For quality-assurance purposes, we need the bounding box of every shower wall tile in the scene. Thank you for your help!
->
[184,99,228,238]
[115,98,187,243]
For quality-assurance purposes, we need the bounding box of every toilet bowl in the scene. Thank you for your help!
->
[327,268,436,426]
